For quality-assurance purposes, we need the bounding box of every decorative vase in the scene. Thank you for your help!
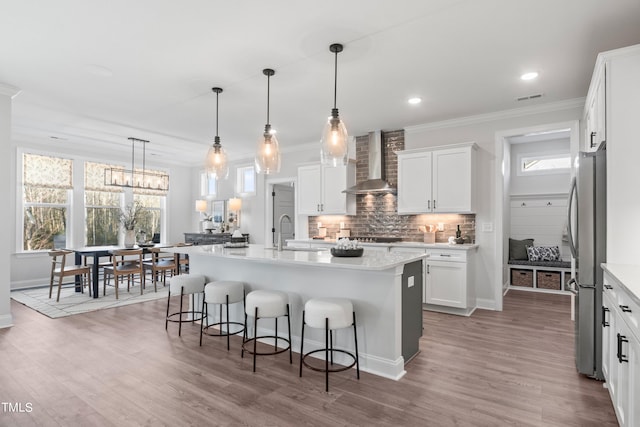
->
[124,229,136,248]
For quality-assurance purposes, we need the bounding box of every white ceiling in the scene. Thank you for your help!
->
[2,0,640,167]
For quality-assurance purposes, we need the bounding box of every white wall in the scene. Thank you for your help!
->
[405,102,583,310]
[0,83,20,328]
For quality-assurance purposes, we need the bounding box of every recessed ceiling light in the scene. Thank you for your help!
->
[521,72,538,81]
[408,97,422,105]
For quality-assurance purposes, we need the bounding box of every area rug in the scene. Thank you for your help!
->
[11,283,169,319]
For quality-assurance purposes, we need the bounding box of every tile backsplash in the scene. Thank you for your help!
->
[308,130,476,243]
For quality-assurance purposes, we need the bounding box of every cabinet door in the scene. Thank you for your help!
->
[432,147,473,213]
[321,164,347,214]
[585,64,606,152]
[602,290,616,383]
[425,260,466,308]
[629,332,640,427]
[297,165,321,215]
[615,321,632,426]
[397,151,432,214]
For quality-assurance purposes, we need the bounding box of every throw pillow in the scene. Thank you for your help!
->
[509,238,534,260]
[526,245,561,262]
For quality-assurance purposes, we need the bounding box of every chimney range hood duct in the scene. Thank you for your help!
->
[343,130,397,194]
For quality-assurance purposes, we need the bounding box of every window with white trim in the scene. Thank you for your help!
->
[517,153,571,176]
[200,171,217,198]
[237,165,256,196]
[22,153,72,251]
[85,161,123,246]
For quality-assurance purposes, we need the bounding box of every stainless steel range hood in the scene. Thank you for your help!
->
[343,130,397,194]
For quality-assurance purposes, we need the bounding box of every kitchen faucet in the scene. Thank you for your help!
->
[277,214,292,251]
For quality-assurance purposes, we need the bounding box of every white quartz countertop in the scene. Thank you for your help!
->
[168,244,426,271]
[287,239,478,251]
[602,263,640,305]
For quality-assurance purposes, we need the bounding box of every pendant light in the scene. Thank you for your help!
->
[255,68,281,174]
[206,87,229,180]
[320,43,349,167]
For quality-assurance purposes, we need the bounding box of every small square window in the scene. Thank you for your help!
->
[201,172,217,198]
[237,165,256,196]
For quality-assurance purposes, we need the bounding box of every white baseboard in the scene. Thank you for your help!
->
[0,313,14,329]
[476,298,497,311]
[11,278,48,291]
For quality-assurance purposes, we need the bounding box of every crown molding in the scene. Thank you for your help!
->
[0,83,21,98]
[404,98,585,134]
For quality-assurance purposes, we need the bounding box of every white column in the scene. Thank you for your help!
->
[0,83,21,328]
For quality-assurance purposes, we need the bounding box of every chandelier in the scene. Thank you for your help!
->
[105,137,169,191]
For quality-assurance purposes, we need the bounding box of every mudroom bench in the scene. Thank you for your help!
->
[508,260,572,293]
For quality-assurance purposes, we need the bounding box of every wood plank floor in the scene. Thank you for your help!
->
[1,290,617,426]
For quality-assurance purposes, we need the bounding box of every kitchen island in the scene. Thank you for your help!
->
[168,244,426,380]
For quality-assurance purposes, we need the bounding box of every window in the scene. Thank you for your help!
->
[133,193,163,240]
[237,165,256,196]
[200,172,217,198]
[85,162,122,246]
[518,153,571,176]
[22,153,72,251]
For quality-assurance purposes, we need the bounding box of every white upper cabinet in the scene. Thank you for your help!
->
[297,163,356,215]
[397,143,477,214]
[584,63,606,152]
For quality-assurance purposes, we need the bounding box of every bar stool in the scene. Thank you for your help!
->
[166,274,205,336]
[299,297,360,392]
[241,290,292,372]
[200,281,245,350]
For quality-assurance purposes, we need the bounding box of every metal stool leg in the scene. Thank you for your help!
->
[178,287,184,336]
[287,304,292,364]
[165,291,171,330]
[299,310,305,377]
[253,306,258,372]
[225,295,231,351]
[325,317,329,392]
[353,311,360,379]
[200,297,208,346]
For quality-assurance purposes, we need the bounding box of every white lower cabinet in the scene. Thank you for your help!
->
[602,268,640,427]
[391,246,476,316]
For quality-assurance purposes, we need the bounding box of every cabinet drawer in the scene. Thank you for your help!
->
[426,249,466,262]
[616,287,640,341]
[537,270,561,290]
[511,269,533,287]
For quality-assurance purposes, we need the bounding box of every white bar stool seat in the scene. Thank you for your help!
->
[300,297,360,392]
[165,274,205,336]
[242,290,292,372]
[200,281,245,350]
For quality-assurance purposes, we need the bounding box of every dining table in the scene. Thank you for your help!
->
[68,244,166,298]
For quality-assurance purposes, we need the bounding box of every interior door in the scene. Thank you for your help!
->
[272,184,295,246]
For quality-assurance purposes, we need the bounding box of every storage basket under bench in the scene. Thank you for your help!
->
[508,260,572,292]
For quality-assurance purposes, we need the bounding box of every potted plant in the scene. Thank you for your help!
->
[119,202,146,248]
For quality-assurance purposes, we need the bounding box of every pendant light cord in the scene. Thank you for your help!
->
[215,90,219,138]
[266,72,271,125]
[333,49,338,109]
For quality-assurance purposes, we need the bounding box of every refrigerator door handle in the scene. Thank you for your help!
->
[578,283,597,289]
[567,176,578,258]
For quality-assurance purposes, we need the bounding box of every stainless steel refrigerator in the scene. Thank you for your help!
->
[567,145,606,380]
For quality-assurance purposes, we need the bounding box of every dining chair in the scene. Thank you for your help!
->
[48,250,92,302]
[175,242,192,274]
[142,247,176,291]
[103,249,144,299]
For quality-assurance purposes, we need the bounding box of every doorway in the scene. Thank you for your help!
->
[264,178,296,248]
[494,120,580,311]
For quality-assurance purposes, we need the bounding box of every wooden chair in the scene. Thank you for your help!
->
[103,249,144,299]
[143,247,176,291]
[48,250,92,302]
[175,242,192,274]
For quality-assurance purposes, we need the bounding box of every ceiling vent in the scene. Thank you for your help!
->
[516,93,544,102]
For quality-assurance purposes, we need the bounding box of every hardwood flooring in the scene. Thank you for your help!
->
[1,290,617,426]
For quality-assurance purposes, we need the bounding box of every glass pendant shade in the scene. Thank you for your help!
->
[206,138,229,179]
[255,68,281,174]
[255,127,281,174]
[320,110,348,166]
[321,43,349,167]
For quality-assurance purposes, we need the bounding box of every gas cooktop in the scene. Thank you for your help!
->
[350,236,403,243]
